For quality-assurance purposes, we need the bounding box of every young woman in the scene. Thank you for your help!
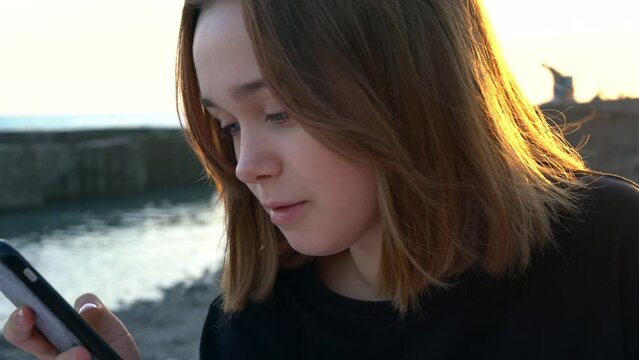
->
[4,0,638,359]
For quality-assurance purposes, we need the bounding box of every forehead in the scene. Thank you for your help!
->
[192,1,262,103]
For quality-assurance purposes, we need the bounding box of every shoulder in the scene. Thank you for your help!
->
[199,295,224,359]
[571,172,639,277]
[579,172,639,214]
[558,172,639,239]
[544,172,639,297]
[528,173,639,292]
[199,294,280,359]
[576,174,639,356]
[200,295,275,359]
[199,267,311,359]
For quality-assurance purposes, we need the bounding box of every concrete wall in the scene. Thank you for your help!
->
[1,100,637,210]
[542,99,639,183]
[0,129,206,210]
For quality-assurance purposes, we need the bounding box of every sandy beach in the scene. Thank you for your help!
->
[0,271,221,360]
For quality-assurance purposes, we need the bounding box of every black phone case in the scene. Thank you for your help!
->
[0,239,122,360]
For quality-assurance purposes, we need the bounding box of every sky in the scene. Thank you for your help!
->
[483,0,639,103]
[0,0,637,115]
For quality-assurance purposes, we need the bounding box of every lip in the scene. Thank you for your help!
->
[263,201,307,226]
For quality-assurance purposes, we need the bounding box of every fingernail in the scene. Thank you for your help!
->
[78,303,98,314]
[16,308,26,326]
[74,346,91,360]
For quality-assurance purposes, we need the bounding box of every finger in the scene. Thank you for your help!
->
[2,307,58,359]
[56,346,91,360]
[73,293,141,359]
[73,293,128,341]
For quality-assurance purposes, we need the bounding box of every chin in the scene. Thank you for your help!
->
[285,236,351,257]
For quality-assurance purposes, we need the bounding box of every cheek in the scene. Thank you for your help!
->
[293,161,380,255]
[290,135,369,192]
[289,189,379,256]
[295,135,378,219]
[315,155,377,212]
[328,171,380,233]
[272,130,381,255]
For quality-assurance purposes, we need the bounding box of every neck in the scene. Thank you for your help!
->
[315,223,389,301]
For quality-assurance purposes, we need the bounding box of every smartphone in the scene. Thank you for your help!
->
[0,239,122,360]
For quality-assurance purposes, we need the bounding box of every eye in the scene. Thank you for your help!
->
[265,112,288,123]
[221,122,241,137]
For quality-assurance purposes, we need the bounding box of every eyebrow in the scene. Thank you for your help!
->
[200,78,266,108]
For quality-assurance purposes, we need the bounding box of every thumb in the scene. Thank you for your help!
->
[73,293,141,360]
[73,293,125,341]
[56,346,91,360]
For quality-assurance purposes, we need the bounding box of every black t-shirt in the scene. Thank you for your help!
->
[200,174,639,359]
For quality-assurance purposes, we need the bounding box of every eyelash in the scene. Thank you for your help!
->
[221,112,289,137]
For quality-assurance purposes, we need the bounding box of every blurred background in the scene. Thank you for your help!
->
[0,0,637,358]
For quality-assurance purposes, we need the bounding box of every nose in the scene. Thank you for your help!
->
[234,129,281,184]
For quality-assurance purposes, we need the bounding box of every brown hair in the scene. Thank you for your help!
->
[176,0,589,314]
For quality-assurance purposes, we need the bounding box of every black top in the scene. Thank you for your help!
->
[200,174,639,359]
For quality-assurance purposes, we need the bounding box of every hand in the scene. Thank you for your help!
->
[2,293,141,360]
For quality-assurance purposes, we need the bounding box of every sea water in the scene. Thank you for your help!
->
[0,187,225,327]
[0,113,180,132]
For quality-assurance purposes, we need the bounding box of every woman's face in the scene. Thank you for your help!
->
[192,0,381,256]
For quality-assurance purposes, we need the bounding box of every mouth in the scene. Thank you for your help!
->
[262,200,305,210]
[264,201,307,225]
[271,202,305,211]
